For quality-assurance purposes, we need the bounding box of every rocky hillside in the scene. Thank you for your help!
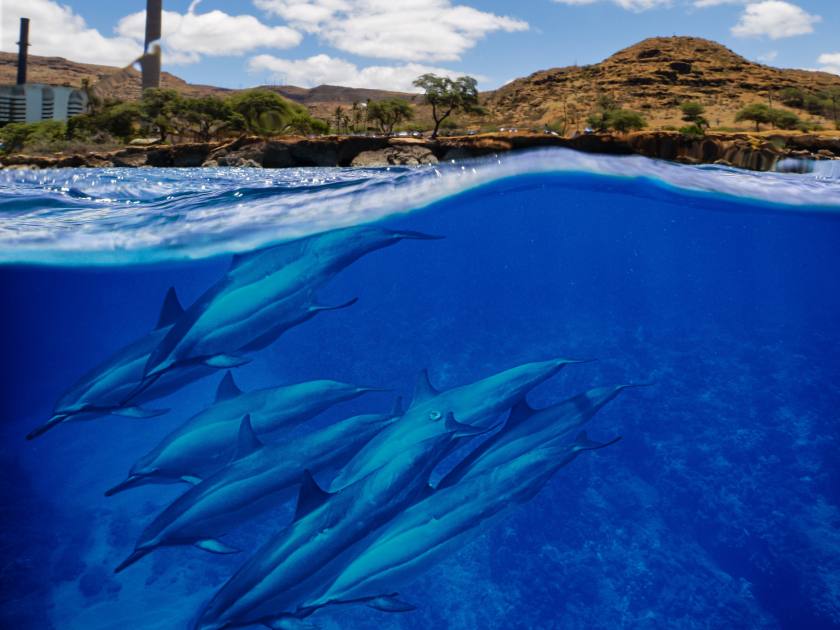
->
[483,36,840,129]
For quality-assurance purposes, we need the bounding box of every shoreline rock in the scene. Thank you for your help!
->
[1,132,837,172]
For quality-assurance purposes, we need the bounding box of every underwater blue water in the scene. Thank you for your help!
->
[1,150,840,629]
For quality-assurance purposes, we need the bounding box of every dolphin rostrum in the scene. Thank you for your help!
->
[106,371,380,496]
[26,287,214,440]
[302,433,621,620]
[330,358,584,490]
[142,226,442,383]
[192,430,458,630]
[114,401,402,573]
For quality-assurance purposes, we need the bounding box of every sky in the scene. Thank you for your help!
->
[0,0,838,92]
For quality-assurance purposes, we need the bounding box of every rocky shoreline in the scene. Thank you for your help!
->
[1,131,838,171]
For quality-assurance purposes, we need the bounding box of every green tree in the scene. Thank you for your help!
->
[68,101,141,142]
[586,94,618,132]
[680,102,709,127]
[0,121,67,153]
[227,89,313,138]
[735,103,774,132]
[606,109,647,133]
[769,109,803,131]
[178,96,233,142]
[366,98,414,136]
[779,87,805,108]
[140,88,182,142]
[413,73,483,138]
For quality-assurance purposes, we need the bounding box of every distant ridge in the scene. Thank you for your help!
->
[2,36,839,129]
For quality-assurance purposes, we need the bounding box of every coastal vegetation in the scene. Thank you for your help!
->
[586,95,646,133]
[412,74,483,138]
[365,99,414,136]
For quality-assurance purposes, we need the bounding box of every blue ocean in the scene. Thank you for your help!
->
[1,150,839,630]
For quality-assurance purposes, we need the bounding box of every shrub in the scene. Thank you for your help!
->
[0,120,67,153]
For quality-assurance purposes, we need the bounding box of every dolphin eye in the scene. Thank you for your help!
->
[429,411,442,421]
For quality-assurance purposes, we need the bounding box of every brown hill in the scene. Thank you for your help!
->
[0,52,228,101]
[483,36,840,130]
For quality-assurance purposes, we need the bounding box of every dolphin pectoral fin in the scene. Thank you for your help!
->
[444,412,495,439]
[309,297,359,313]
[265,617,320,630]
[180,475,203,485]
[114,547,154,573]
[25,414,68,440]
[573,431,623,452]
[105,472,155,496]
[194,539,240,554]
[366,594,417,613]
[204,354,251,369]
[111,406,169,418]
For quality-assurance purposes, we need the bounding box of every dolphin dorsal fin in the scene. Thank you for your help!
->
[390,396,404,417]
[411,369,439,407]
[155,287,184,329]
[234,415,263,459]
[215,371,243,403]
[507,398,537,426]
[293,470,333,522]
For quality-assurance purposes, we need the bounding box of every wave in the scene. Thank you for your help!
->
[1,149,839,266]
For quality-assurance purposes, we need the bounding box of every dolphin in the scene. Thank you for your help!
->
[142,226,442,382]
[192,430,457,630]
[438,384,640,489]
[114,402,402,573]
[329,358,584,490]
[105,372,379,496]
[26,287,215,440]
[302,433,621,619]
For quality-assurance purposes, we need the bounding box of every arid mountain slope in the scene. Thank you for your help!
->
[483,36,840,129]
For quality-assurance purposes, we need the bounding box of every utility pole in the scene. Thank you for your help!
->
[141,0,162,90]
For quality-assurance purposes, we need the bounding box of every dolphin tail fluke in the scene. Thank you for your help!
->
[309,297,359,313]
[25,414,68,440]
[114,547,153,573]
[573,431,623,452]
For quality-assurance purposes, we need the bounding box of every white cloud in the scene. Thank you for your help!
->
[117,0,301,65]
[0,0,139,66]
[693,0,743,7]
[818,52,840,76]
[254,0,527,62]
[757,50,778,62]
[553,0,671,10]
[731,1,820,39]
[248,53,477,91]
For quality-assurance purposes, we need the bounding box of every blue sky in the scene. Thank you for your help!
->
[1,0,838,91]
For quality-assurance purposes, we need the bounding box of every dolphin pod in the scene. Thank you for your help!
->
[106,372,380,496]
[114,401,402,573]
[26,288,215,440]
[141,226,442,384]
[28,222,644,628]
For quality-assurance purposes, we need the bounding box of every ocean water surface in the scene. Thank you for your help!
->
[1,149,839,629]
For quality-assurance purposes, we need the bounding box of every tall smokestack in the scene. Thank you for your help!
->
[141,0,162,90]
[16,17,30,85]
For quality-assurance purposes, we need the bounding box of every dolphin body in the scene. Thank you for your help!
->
[106,372,377,496]
[302,433,620,619]
[329,358,582,491]
[192,431,456,630]
[438,384,638,489]
[142,226,441,382]
[26,288,214,440]
[114,403,402,573]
